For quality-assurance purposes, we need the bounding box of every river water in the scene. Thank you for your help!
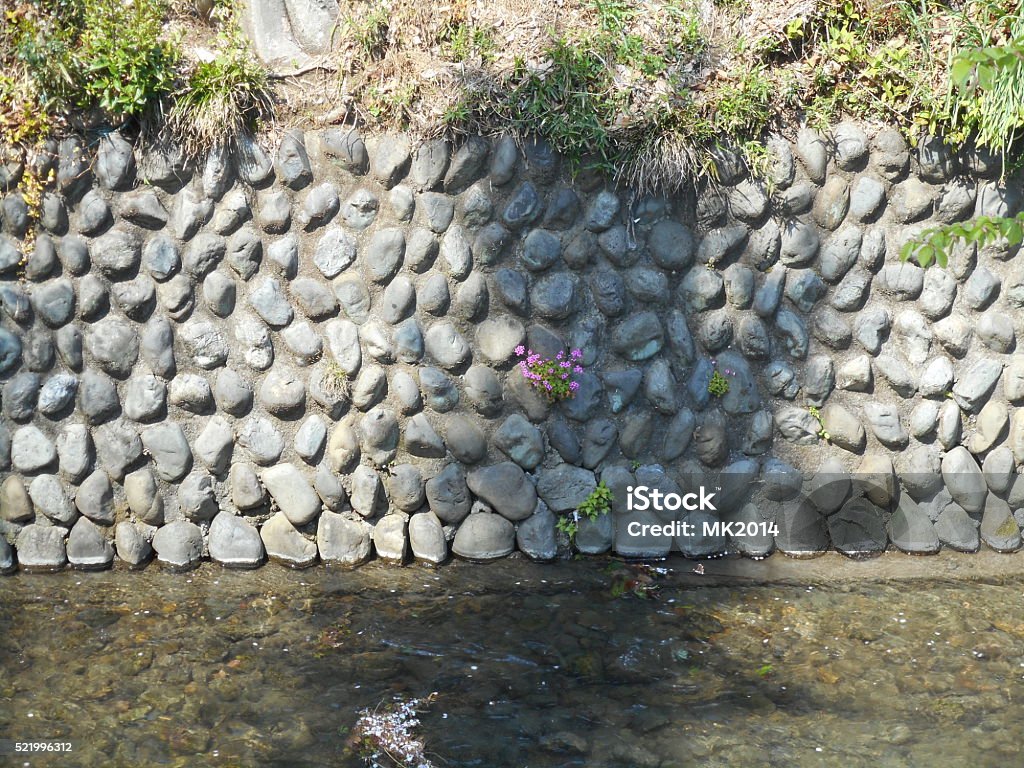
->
[1,556,1023,767]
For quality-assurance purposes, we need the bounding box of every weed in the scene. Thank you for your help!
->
[807,405,831,442]
[557,480,613,540]
[169,4,274,157]
[322,361,351,397]
[707,370,731,398]
[76,0,178,117]
[516,346,584,403]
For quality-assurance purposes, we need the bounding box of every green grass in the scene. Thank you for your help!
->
[169,14,274,156]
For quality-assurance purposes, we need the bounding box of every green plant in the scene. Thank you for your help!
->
[807,405,831,442]
[948,15,1024,165]
[707,370,730,398]
[169,7,274,156]
[344,1,390,59]
[557,480,613,540]
[516,346,585,403]
[901,212,1024,268]
[76,0,178,116]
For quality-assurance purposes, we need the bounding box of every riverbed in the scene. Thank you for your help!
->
[2,554,1023,767]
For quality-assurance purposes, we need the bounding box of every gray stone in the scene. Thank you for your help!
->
[942,446,987,514]
[876,262,924,299]
[452,512,515,560]
[849,176,885,221]
[261,511,317,567]
[369,135,410,189]
[494,414,544,469]
[28,473,75,525]
[340,187,379,230]
[12,425,57,473]
[183,232,225,278]
[191,415,233,475]
[177,471,217,522]
[464,365,503,415]
[752,267,786,319]
[932,315,972,359]
[168,373,213,413]
[122,372,166,421]
[977,312,1015,353]
[863,403,908,448]
[775,309,809,359]
[317,512,372,566]
[403,413,444,458]
[346,464,382,518]
[454,273,488,320]
[179,319,229,370]
[276,130,312,189]
[968,401,1008,455]
[55,423,92,482]
[888,496,940,554]
[140,317,175,378]
[891,178,935,222]
[248,276,293,327]
[467,462,537,522]
[536,465,596,513]
[439,225,472,280]
[359,406,399,466]
[257,368,305,415]
[935,505,980,552]
[612,312,663,361]
[15,524,67,571]
[86,318,138,378]
[371,513,407,561]
[829,497,888,557]
[140,423,191,481]
[983,446,1015,495]
[229,463,265,511]
[777,220,818,267]
[224,226,262,279]
[31,278,75,328]
[311,461,347,508]
[964,266,1000,309]
[261,463,320,526]
[952,357,1003,413]
[238,416,284,465]
[981,495,1021,552]
[200,271,234,317]
[93,420,142,481]
[827,270,876,313]
[207,512,263,568]
[517,505,559,560]
[65,517,113,569]
[938,399,963,449]
[75,469,114,524]
[3,373,39,421]
[149,519,203,569]
[795,127,828,181]
[909,401,940,439]
[424,322,470,369]
[775,407,820,445]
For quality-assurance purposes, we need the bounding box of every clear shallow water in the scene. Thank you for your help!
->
[2,558,1024,767]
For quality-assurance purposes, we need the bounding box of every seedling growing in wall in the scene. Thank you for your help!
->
[707,369,730,398]
[557,480,613,540]
[807,405,830,443]
[516,346,585,403]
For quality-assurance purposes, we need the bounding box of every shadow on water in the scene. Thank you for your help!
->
[2,558,1024,767]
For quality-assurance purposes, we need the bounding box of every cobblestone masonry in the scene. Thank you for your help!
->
[0,124,1022,571]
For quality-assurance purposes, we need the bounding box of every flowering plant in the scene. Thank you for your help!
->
[515,346,584,402]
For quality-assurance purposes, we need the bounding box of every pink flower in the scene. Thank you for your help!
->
[515,345,525,356]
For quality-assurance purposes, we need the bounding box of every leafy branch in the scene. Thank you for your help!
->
[900,212,1024,268]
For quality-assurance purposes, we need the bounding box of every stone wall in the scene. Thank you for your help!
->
[0,123,1022,572]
